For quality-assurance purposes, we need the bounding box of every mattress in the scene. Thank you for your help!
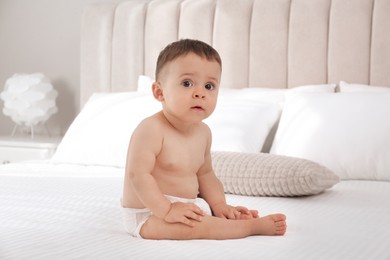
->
[1,161,390,260]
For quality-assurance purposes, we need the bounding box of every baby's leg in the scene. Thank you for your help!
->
[140,213,286,240]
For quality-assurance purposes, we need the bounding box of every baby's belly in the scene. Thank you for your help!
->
[157,175,199,199]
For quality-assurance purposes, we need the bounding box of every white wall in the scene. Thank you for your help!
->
[0,0,121,136]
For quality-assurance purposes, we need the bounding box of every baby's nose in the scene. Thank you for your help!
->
[193,87,206,98]
[193,93,205,98]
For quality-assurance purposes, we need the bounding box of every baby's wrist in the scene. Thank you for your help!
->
[158,201,173,220]
[210,201,226,211]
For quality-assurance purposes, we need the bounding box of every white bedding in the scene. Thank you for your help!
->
[1,161,389,260]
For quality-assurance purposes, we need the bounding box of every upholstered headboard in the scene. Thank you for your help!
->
[80,0,390,106]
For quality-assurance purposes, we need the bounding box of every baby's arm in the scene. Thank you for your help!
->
[215,181,257,218]
[196,129,228,214]
[126,118,203,226]
[126,121,171,217]
[197,130,258,219]
[214,181,259,219]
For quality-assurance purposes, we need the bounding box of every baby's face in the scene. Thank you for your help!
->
[158,52,221,123]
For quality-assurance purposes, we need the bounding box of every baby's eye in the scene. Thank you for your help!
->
[205,83,215,90]
[182,80,193,87]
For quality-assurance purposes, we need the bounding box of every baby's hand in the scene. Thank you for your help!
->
[236,207,259,220]
[213,203,259,220]
[212,203,241,219]
[163,202,204,227]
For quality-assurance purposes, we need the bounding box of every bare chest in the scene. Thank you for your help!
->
[156,133,206,174]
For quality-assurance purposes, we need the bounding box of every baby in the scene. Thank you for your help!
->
[122,39,286,239]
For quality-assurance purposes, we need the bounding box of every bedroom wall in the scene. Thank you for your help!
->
[0,0,121,136]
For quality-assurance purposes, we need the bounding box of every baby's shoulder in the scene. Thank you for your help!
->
[136,112,164,130]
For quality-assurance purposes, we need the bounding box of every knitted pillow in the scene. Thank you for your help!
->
[212,151,339,197]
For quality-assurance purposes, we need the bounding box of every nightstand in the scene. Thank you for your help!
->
[0,136,62,164]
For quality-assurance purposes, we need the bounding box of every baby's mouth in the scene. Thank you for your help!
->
[191,105,204,110]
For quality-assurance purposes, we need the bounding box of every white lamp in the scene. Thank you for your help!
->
[0,73,58,138]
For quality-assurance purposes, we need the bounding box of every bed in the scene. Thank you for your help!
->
[1,0,390,259]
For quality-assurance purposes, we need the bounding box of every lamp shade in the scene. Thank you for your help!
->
[1,73,58,127]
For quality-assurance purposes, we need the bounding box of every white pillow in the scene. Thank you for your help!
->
[51,92,160,167]
[212,151,339,197]
[205,96,281,153]
[270,92,390,181]
[339,81,390,92]
[214,84,336,152]
[288,83,336,93]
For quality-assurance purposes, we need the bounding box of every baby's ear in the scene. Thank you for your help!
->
[152,82,164,101]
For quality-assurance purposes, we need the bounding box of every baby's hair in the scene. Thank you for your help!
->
[155,39,222,80]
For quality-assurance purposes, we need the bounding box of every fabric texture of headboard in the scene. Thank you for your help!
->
[80,0,390,106]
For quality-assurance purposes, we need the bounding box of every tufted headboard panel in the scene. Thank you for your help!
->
[81,0,390,106]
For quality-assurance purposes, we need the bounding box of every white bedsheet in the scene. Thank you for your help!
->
[1,161,390,260]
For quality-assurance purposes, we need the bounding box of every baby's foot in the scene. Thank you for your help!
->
[254,214,287,236]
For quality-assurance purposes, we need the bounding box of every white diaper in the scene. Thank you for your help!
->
[121,195,212,238]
